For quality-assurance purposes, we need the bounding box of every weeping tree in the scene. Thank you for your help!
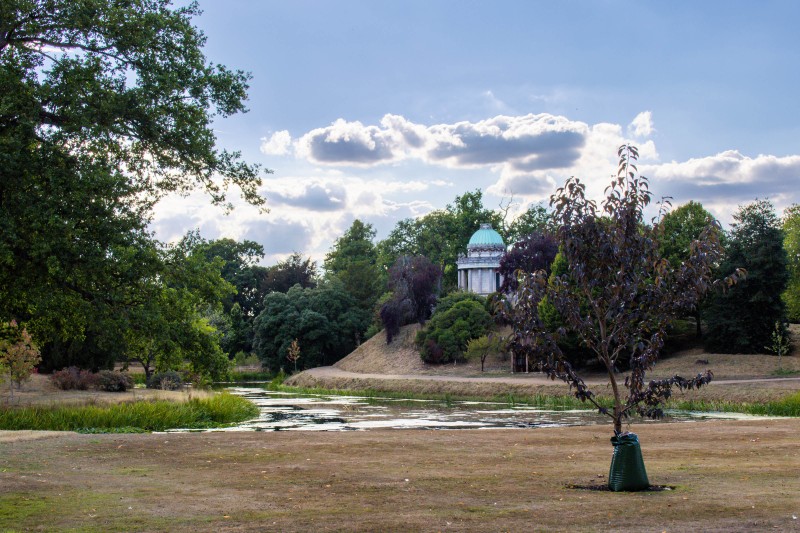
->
[497,146,743,478]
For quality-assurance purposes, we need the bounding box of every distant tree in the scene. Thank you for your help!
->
[196,237,266,313]
[506,203,556,244]
[498,145,742,439]
[124,238,235,381]
[325,220,383,312]
[783,204,800,323]
[377,190,503,289]
[262,253,318,294]
[704,199,788,353]
[498,233,558,293]
[657,201,719,337]
[253,283,370,372]
[465,334,505,372]
[379,256,442,343]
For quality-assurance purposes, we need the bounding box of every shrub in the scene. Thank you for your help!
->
[417,299,493,364]
[96,370,134,392]
[146,371,183,391]
[50,367,98,390]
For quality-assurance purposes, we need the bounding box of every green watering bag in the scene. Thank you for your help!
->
[608,432,650,492]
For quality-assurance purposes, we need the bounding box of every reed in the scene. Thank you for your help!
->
[0,392,258,432]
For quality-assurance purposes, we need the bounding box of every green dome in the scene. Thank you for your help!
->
[468,224,505,248]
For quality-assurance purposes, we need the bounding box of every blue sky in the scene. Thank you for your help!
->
[152,1,800,264]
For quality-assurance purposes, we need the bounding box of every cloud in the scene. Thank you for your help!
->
[643,151,800,215]
[628,111,654,138]
[260,130,292,155]
[267,182,347,211]
[242,218,314,258]
[295,118,399,165]
[288,113,588,172]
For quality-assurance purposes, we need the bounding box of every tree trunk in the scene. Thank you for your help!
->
[694,309,702,339]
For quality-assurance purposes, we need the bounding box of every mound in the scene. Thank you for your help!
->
[334,324,427,374]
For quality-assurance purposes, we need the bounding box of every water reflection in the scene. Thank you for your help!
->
[169,386,769,433]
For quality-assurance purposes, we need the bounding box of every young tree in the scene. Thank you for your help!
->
[704,200,788,353]
[286,339,301,372]
[0,322,42,399]
[783,204,800,323]
[465,334,505,372]
[498,233,558,293]
[499,145,743,438]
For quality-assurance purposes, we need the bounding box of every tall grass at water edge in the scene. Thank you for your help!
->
[0,392,259,432]
[669,391,800,417]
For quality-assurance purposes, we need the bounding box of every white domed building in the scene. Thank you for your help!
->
[456,223,506,296]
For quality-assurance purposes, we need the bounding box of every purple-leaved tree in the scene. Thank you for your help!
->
[498,145,744,435]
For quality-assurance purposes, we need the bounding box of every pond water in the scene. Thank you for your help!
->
[171,385,771,433]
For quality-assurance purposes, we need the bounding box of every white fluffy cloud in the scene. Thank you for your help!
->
[642,151,800,223]
[628,111,654,138]
[260,130,292,155]
[269,113,589,172]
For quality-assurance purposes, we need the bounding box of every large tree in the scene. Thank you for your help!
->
[252,283,370,372]
[0,0,264,346]
[783,204,800,323]
[324,220,383,312]
[499,145,742,439]
[657,201,719,337]
[704,199,788,352]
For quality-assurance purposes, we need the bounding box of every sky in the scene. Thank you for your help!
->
[151,1,800,265]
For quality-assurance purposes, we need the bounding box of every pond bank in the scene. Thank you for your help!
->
[286,365,800,407]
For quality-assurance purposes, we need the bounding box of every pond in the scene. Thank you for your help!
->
[170,385,771,432]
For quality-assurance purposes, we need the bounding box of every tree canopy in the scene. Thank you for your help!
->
[252,283,371,372]
[783,204,800,322]
[1,0,264,360]
[704,199,788,352]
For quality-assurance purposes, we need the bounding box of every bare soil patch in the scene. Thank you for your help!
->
[1,419,798,531]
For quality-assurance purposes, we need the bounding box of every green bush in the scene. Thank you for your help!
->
[416,299,493,364]
[96,370,134,392]
[146,371,183,391]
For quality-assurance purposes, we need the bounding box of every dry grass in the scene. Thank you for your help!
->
[0,374,214,408]
[1,420,798,531]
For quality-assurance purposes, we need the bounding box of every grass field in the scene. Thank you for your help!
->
[1,419,798,532]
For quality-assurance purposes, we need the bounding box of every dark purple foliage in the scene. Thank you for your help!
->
[499,233,558,293]
[496,145,745,434]
[380,256,442,343]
